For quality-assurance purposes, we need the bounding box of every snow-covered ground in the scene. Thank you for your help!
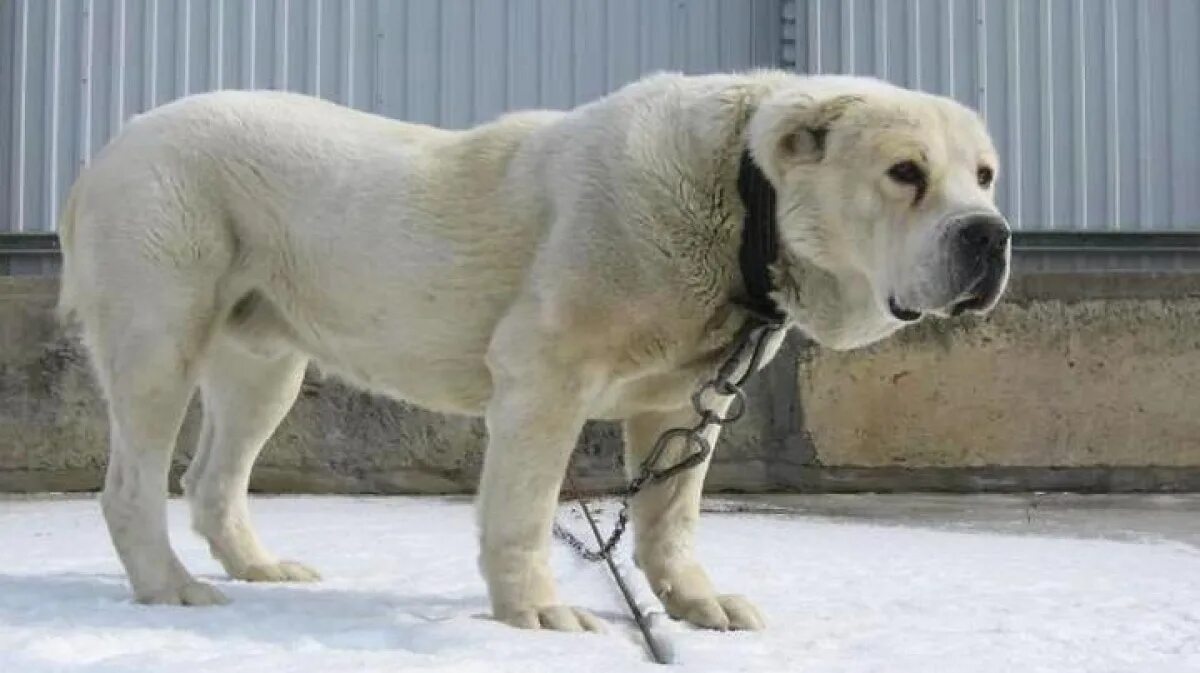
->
[1,495,1198,672]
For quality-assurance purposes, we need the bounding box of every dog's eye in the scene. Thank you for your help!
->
[977,165,995,188]
[886,160,925,186]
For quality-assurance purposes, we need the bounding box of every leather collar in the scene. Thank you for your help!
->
[735,150,787,326]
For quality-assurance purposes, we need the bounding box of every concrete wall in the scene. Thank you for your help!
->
[2,274,1198,494]
[790,274,1200,492]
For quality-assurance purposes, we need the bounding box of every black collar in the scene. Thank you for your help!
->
[736,150,787,326]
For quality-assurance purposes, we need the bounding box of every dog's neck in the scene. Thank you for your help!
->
[733,134,899,350]
[769,250,902,350]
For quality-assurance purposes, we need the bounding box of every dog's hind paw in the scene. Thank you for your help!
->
[136,580,230,607]
[235,560,322,583]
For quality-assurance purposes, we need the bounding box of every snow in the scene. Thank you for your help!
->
[1,495,1198,673]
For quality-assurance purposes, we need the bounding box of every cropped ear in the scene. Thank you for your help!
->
[747,93,863,181]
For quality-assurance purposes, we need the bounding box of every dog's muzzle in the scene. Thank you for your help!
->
[947,213,1010,316]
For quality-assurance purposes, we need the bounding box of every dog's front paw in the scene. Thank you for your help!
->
[497,604,607,632]
[665,593,765,631]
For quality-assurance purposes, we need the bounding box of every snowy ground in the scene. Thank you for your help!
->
[1,495,1198,673]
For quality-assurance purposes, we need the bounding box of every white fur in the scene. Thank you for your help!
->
[58,71,1007,628]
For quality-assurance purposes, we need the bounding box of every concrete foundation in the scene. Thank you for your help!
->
[1,273,1198,493]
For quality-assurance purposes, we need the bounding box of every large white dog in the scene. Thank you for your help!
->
[58,70,1009,632]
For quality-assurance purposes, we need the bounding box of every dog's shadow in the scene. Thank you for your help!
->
[0,572,532,654]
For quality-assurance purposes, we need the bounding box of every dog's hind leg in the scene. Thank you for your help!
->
[91,295,228,606]
[183,336,315,582]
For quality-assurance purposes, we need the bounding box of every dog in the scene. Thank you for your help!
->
[57,70,1009,632]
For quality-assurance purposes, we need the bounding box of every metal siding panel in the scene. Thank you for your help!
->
[920,0,948,97]
[638,0,672,73]
[669,0,688,71]
[187,0,210,96]
[1102,0,1120,232]
[325,0,343,101]
[719,0,751,72]
[406,0,443,122]
[473,0,507,123]
[1050,0,1075,231]
[1145,0,1172,231]
[572,0,605,103]
[820,0,840,74]
[907,0,921,90]
[440,0,473,128]
[539,0,573,109]
[55,0,84,229]
[887,0,910,84]
[1015,0,1040,232]
[954,0,979,109]
[403,0,441,121]
[789,0,1198,238]
[14,0,1196,246]
[507,0,540,110]
[1167,0,1200,230]
[239,0,256,90]
[782,0,801,71]
[606,0,640,91]
[309,0,329,98]
[1034,0,1053,230]
[1114,0,1137,232]
[44,0,64,234]
[1082,0,1108,231]
[351,0,377,110]
[1136,1,1156,231]
[254,0,279,91]
[757,0,782,70]
[0,0,14,234]
[376,0,404,116]
[1003,0,1022,230]
[120,0,144,115]
[24,0,49,238]
[848,0,876,80]
[177,0,192,96]
[683,0,716,75]
[838,0,854,75]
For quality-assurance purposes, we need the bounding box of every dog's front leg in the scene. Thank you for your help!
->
[625,406,766,631]
[477,330,606,632]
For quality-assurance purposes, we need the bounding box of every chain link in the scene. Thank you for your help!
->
[553,317,784,563]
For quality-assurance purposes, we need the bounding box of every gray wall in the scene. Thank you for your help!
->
[0,0,781,247]
[786,0,1200,235]
[3,0,1200,269]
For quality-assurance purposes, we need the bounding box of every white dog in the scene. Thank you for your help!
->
[57,70,1009,632]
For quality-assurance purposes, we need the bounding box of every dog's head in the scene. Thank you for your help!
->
[748,77,1009,333]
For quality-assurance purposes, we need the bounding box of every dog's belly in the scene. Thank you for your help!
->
[224,258,509,416]
[262,290,502,415]
[313,346,494,415]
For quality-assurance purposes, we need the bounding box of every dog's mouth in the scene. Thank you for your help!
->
[949,292,987,317]
[887,296,923,323]
[947,261,1008,316]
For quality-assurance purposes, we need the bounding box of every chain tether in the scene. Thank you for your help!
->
[553,314,785,563]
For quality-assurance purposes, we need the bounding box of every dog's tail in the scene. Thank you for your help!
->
[55,183,82,325]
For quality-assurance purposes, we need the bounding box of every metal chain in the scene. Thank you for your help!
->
[554,316,785,563]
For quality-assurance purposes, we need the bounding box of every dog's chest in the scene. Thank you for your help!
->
[589,316,751,419]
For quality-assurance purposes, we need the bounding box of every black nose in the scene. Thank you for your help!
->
[956,214,1010,256]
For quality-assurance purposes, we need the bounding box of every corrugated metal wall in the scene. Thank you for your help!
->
[0,0,782,251]
[785,0,1200,235]
[4,0,1200,275]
